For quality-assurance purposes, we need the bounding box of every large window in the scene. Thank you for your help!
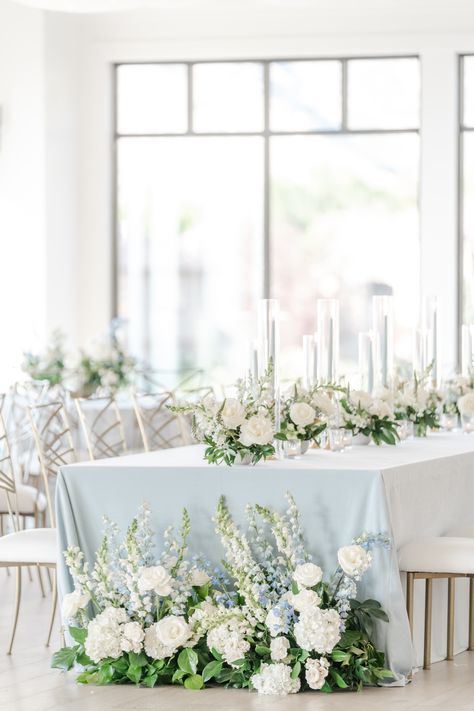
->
[115,57,420,381]
[461,55,474,324]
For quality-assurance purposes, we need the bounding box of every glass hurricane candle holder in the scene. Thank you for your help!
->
[316,299,339,383]
[461,414,474,434]
[328,428,345,452]
[441,412,458,431]
[342,430,353,448]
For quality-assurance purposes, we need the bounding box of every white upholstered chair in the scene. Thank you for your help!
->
[0,395,57,653]
[399,536,474,669]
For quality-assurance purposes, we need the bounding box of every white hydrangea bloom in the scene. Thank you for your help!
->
[207,617,251,666]
[84,607,127,663]
[305,657,329,690]
[294,607,341,654]
[251,663,301,695]
[120,621,144,653]
[270,636,290,662]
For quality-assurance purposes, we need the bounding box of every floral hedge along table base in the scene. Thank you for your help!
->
[53,496,393,696]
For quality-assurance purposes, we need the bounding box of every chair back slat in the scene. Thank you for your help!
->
[75,396,127,460]
[29,400,77,527]
[132,391,190,452]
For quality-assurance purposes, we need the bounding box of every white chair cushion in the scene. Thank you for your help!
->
[0,528,56,565]
[399,537,474,575]
[0,486,47,515]
[446,525,474,537]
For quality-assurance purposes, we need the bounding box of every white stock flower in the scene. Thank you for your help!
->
[121,621,144,653]
[155,615,191,651]
[458,392,474,416]
[239,414,274,446]
[251,663,300,696]
[265,607,283,637]
[289,402,316,427]
[293,562,323,588]
[61,590,90,620]
[84,607,127,663]
[190,568,211,587]
[220,398,246,429]
[137,565,173,596]
[291,588,321,612]
[270,636,290,662]
[305,657,329,690]
[337,545,372,578]
[294,607,341,654]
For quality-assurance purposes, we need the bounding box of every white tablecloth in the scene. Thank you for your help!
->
[57,432,474,679]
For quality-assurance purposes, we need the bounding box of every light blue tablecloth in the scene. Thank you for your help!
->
[55,435,474,684]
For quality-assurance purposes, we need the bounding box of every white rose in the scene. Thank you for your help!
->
[137,565,173,596]
[190,568,211,587]
[61,590,90,620]
[219,398,247,429]
[293,563,323,588]
[289,402,316,427]
[337,545,372,578]
[239,414,274,446]
[291,588,321,612]
[350,390,373,411]
[155,615,191,651]
[458,392,474,416]
[270,636,290,661]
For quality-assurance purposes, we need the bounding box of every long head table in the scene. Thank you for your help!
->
[56,433,474,683]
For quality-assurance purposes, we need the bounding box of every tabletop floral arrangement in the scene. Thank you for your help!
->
[339,388,399,445]
[53,496,392,696]
[22,329,67,386]
[171,370,276,466]
[275,382,334,450]
[392,371,440,437]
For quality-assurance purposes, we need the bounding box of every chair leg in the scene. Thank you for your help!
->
[46,567,53,591]
[447,577,455,661]
[36,565,46,598]
[469,577,474,651]
[45,568,57,647]
[424,578,432,670]
[406,572,414,634]
[7,568,22,655]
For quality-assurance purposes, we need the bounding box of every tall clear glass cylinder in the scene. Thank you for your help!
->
[424,295,438,385]
[358,332,374,393]
[316,299,339,383]
[461,324,474,376]
[413,328,429,374]
[257,298,279,393]
[302,334,317,389]
[372,295,394,388]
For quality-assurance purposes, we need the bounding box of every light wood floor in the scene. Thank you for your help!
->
[1,572,474,711]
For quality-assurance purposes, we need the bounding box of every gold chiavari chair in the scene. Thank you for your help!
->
[131,391,190,452]
[75,395,127,460]
[28,400,77,526]
[0,395,57,653]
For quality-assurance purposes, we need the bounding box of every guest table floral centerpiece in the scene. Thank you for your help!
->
[392,371,440,437]
[22,329,67,386]
[171,372,276,466]
[339,389,399,445]
[53,495,392,696]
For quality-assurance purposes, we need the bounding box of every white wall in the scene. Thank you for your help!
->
[0,0,46,385]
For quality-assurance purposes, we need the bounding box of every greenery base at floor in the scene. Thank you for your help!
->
[53,496,393,696]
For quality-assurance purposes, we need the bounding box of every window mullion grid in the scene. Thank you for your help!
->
[263,61,271,300]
